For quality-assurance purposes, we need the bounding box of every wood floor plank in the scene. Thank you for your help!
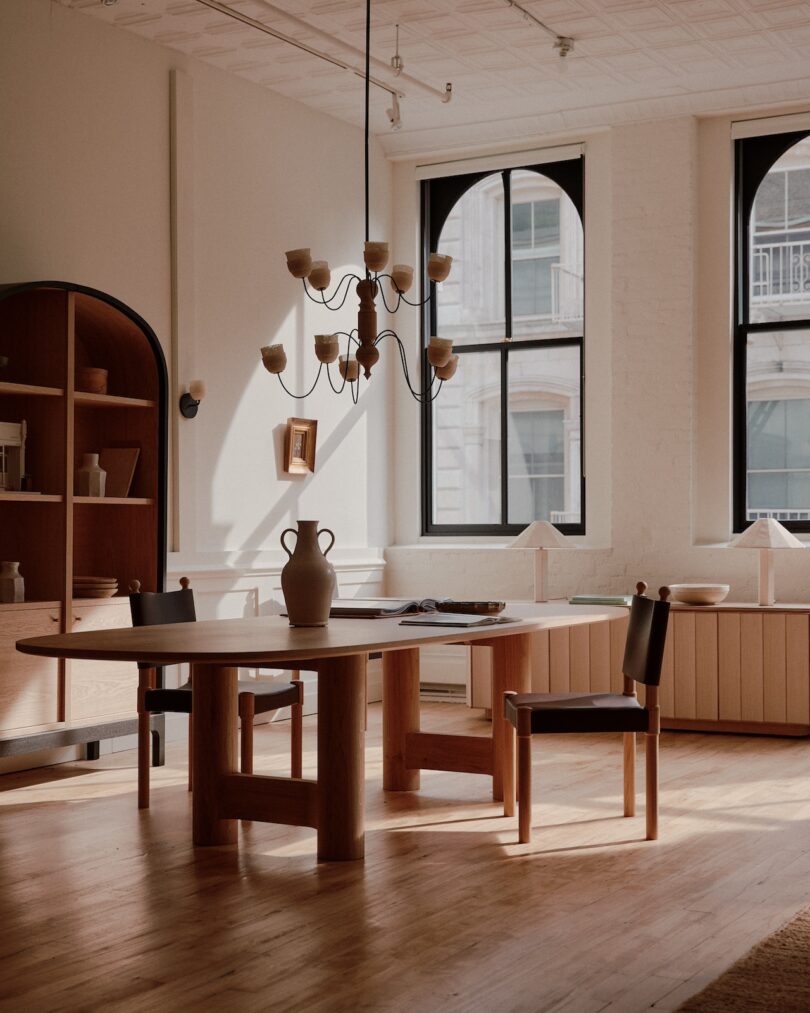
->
[1,704,810,1012]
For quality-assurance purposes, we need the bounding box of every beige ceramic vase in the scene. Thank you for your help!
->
[280,520,336,627]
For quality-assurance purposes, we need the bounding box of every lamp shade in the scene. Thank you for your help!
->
[509,520,570,550]
[729,518,804,550]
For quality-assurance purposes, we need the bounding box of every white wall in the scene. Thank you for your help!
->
[0,0,391,603]
[387,112,810,605]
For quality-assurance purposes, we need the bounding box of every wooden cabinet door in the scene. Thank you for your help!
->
[0,605,61,731]
[69,601,136,721]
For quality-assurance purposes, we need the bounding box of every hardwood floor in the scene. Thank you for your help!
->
[1,703,810,1012]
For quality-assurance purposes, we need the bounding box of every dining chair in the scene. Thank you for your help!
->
[129,578,304,809]
[503,582,671,844]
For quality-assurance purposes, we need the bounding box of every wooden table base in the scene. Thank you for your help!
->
[191,656,367,861]
[382,635,533,801]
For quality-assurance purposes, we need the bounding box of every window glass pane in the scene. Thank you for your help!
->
[510,170,582,340]
[750,136,810,323]
[746,329,810,522]
[436,174,505,346]
[432,351,501,525]
[512,203,532,250]
[507,345,581,526]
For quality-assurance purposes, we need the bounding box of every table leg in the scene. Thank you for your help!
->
[491,633,532,801]
[317,653,366,861]
[383,648,421,791]
[192,663,238,846]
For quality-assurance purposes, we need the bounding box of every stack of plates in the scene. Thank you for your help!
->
[73,575,119,599]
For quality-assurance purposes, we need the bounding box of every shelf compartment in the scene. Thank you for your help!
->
[0,381,63,398]
[74,497,154,506]
[0,492,63,503]
[74,392,155,409]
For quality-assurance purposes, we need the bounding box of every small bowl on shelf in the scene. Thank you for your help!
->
[668,583,730,606]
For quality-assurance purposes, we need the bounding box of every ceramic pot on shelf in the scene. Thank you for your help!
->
[280,520,336,627]
[0,561,24,603]
[76,453,106,497]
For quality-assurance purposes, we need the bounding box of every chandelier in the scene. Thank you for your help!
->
[260,0,458,406]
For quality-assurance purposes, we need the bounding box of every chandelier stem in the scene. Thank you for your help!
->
[364,0,370,249]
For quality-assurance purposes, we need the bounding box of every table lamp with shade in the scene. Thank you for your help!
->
[509,521,571,602]
[729,517,804,606]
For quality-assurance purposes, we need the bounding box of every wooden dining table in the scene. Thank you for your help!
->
[16,602,623,862]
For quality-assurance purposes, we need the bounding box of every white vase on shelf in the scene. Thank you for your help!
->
[0,561,24,603]
[77,453,106,497]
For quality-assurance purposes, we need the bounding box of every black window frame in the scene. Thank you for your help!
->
[420,157,585,537]
[734,129,810,534]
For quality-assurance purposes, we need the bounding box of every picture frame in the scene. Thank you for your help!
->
[284,417,317,474]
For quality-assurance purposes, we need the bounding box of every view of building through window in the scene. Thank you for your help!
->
[427,163,583,531]
[746,135,810,523]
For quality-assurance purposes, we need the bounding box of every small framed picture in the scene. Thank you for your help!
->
[284,417,317,474]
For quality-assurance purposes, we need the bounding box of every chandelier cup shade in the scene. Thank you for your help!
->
[285,248,313,279]
[314,334,340,364]
[390,264,414,294]
[339,354,360,382]
[435,353,459,381]
[427,336,454,369]
[261,344,287,374]
[363,242,389,273]
[307,260,331,291]
[427,253,453,283]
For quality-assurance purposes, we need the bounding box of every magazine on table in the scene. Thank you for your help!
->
[329,598,506,619]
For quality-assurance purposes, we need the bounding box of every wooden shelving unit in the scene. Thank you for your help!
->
[0,281,167,759]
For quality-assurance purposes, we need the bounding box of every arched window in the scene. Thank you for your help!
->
[422,157,584,534]
[735,131,810,532]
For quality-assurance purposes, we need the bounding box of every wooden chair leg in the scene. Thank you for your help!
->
[291,675,303,779]
[623,732,636,817]
[239,692,255,775]
[646,732,659,841]
[137,667,155,810]
[187,714,193,791]
[518,733,532,844]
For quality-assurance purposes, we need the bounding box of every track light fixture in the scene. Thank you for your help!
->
[503,0,574,60]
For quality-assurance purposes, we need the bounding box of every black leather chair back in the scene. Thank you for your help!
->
[622,584,670,687]
[129,580,196,628]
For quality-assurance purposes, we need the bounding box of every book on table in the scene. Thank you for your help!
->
[398,613,517,628]
[329,598,506,618]
[569,594,633,607]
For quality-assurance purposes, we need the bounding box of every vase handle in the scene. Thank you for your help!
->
[280,528,297,559]
[318,527,336,556]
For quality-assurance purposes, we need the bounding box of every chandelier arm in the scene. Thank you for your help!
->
[276,362,324,399]
[375,280,402,314]
[303,274,361,310]
[325,361,348,394]
[376,330,439,403]
[397,287,433,308]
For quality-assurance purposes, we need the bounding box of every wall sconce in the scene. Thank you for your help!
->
[509,520,572,602]
[179,380,206,419]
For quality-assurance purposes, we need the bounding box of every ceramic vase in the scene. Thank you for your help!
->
[280,520,336,627]
[0,561,24,604]
[77,453,106,497]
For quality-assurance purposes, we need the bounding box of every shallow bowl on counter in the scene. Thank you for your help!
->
[668,583,730,605]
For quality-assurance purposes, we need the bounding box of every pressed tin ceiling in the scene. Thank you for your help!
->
[64,0,810,157]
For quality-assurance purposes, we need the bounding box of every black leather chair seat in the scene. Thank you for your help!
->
[504,691,651,734]
[145,680,301,716]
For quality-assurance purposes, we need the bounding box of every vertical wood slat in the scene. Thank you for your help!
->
[674,612,696,720]
[763,613,787,725]
[659,624,675,718]
[549,627,570,693]
[718,612,742,720]
[589,620,611,693]
[569,624,590,693]
[530,630,550,693]
[740,613,764,722]
[786,615,810,724]
[610,615,629,693]
[695,612,718,720]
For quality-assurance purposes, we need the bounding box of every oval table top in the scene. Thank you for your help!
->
[15,601,627,667]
